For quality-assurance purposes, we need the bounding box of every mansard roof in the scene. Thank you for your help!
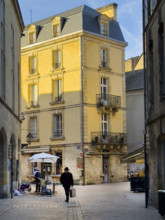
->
[21,5,125,47]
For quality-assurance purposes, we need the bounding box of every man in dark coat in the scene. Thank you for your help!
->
[60,167,73,202]
[34,169,41,192]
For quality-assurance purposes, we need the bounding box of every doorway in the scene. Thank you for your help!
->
[103,153,109,183]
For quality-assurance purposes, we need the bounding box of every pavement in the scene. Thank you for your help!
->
[0,182,164,220]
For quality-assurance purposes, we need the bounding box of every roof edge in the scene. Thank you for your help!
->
[13,0,24,31]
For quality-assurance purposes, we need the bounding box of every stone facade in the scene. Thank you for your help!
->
[0,0,24,198]
[143,0,165,208]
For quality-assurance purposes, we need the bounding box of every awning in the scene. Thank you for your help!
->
[22,146,50,154]
[120,146,144,163]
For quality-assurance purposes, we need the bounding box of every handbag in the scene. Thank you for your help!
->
[70,188,76,197]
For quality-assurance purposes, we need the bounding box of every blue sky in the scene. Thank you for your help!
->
[18,0,142,60]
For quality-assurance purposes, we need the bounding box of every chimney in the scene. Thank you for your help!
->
[96,3,117,21]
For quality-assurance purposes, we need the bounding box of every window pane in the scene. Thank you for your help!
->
[30,117,37,137]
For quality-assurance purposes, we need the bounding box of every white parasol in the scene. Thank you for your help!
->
[28,152,59,163]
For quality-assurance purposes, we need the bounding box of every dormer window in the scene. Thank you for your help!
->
[29,32,35,44]
[53,24,60,37]
[51,16,62,38]
[101,23,108,36]
[27,25,37,45]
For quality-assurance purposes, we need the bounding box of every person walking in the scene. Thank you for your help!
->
[60,167,73,202]
[34,168,41,192]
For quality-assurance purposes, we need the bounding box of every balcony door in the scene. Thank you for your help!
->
[101,78,107,100]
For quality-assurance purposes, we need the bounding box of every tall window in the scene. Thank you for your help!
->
[101,23,108,36]
[53,50,61,69]
[29,32,35,44]
[101,49,107,68]
[159,22,165,99]
[149,39,154,107]
[29,56,36,74]
[101,113,108,136]
[18,63,20,115]
[53,24,60,37]
[53,79,62,102]
[0,0,5,100]
[101,78,107,100]
[54,114,62,137]
[11,25,15,111]
[30,117,37,138]
[29,84,38,106]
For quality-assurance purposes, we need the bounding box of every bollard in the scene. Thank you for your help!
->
[53,182,55,194]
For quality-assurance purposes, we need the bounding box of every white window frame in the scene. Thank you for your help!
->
[53,114,62,137]
[101,113,108,136]
[53,50,61,69]
[30,117,37,138]
[101,78,108,100]
[101,49,107,68]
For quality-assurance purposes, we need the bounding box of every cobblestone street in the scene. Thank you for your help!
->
[0,182,164,220]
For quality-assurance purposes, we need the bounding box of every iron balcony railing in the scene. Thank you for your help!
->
[55,94,63,103]
[91,132,127,145]
[96,94,121,109]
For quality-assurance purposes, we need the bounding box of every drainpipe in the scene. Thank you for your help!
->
[142,0,148,208]
[80,35,85,185]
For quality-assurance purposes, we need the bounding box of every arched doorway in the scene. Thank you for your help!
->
[0,128,7,198]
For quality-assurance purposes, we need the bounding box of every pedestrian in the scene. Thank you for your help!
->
[60,167,74,202]
[34,168,41,192]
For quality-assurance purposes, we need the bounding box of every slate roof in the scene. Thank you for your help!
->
[21,5,126,47]
[126,69,144,91]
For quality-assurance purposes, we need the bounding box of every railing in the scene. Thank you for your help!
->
[30,68,36,74]
[91,132,127,145]
[54,63,61,69]
[101,61,107,68]
[96,94,121,110]
[55,95,63,103]
[53,131,62,138]
[31,100,39,108]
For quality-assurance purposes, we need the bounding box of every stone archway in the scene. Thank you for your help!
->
[0,128,7,198]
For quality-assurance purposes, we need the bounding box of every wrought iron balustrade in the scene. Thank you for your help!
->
[91,132,126,145]
[96,94,121,110]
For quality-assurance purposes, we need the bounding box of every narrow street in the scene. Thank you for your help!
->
[0,182,164,220]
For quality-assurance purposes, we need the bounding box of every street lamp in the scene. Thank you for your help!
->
[26,133,33,145]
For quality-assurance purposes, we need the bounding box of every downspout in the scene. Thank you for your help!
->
[80,35,85,185]
[142,0,148,208]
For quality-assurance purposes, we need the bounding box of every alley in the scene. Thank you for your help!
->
[0,182,164,220]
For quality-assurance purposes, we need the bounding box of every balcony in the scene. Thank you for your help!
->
[26,100,39,109]
[96,94,121,111]
[91,132,126,145]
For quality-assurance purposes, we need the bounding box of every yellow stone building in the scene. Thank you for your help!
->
[21,3,127,184]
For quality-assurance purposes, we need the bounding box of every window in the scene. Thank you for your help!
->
[53,79,62,102]
[101,78,107,100]
[53,24,60,37]
[56,152,62,174]
[11,25,15,111]
[0,0,5,100]
[29,84,38,107]
[53,50,61,69]
[159,22,165,99]
[29,56,36,74]
[101,23,108,36]
[53,114,62,137]
[149,39,154,107]
[29,32,35,44]
[101,113,108,136]
[30,117,37,138]
[101,49,107,68]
